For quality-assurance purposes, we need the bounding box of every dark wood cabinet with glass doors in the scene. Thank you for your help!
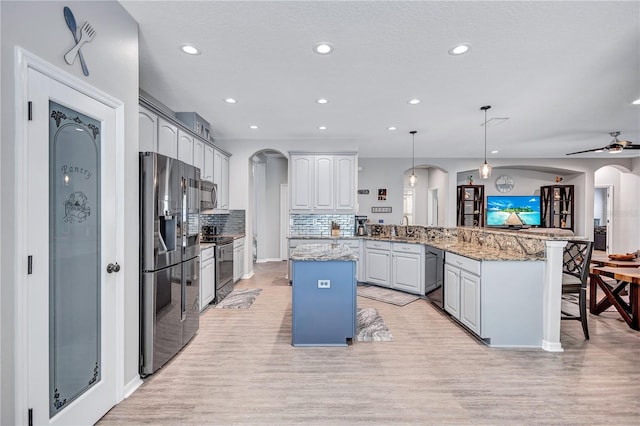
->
[540,185,574,231]
[456,185,485,227]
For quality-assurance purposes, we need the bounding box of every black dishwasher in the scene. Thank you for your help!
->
[425,246,445,310]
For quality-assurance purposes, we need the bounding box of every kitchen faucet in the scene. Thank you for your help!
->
[401,216,409,226]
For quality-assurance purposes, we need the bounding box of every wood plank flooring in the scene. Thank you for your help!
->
[98,261,640,425]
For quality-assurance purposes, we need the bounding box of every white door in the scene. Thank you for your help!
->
[25,67,118,425]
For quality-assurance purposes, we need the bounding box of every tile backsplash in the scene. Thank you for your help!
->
[289,214,355,237]
[201,210,245,235]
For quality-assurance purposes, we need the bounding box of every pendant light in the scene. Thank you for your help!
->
[479,105,492,179]
[409,130,417,186]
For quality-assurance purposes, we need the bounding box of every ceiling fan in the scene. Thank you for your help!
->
[566,131,640,155]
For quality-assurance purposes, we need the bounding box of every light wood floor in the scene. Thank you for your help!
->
[99,261,640,425]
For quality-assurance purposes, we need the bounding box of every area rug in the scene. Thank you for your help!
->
[357,285,419,306]
[356,308,393,342]
[215,288,262,309]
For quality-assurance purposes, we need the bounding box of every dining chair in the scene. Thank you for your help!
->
[561,240,594,339]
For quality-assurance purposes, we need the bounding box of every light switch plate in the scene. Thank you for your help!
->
[318,279,330,289]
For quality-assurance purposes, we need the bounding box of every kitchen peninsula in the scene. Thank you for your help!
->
[290,225,575,351]
[290,243,357,346]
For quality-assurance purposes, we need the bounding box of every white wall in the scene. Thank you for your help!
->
[595,165,640,253]
[264,156,288,259]
[0,1,139,422]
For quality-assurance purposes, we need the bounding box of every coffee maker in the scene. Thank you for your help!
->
[355,215,368,236]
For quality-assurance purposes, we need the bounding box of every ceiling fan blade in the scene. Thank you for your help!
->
[624,144,640,149]
[566,146,606,155]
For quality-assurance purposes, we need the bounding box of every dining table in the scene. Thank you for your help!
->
[591,252,640,268]
[589,264,640,330]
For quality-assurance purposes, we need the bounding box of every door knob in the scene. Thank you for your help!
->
[107,263,120,273]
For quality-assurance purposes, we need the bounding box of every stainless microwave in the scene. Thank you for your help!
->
[201,181,217,210]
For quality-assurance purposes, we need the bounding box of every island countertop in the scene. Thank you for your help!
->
[290,243,357,261]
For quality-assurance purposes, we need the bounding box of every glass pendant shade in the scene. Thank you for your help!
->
[479,161,492,179]
[409,173,417,187]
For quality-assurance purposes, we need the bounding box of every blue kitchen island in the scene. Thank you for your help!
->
[290,243,357,346]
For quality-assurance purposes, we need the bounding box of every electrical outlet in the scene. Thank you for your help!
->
[318,279,330,289]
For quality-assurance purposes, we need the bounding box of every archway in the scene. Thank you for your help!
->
[249,149,289,262]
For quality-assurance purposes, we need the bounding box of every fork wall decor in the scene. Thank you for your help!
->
[62,7,96,76]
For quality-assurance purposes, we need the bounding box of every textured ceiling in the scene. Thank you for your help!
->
[120,1,640,159]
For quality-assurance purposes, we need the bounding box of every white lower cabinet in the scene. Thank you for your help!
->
[233,237,245,282]
[364,240,424,294]
[444,252,481,335]
[364,240,391,287]
[200,247,215,311]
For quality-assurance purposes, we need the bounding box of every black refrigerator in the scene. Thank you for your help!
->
[139,152,200,376]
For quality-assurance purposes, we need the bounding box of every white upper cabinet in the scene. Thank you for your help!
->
[213,148,230,212]
[138,106,158,152]
[157,117,178,159]
[203,144,214,183]
[290,155,314,210]
[335,155,356,211]
[220,152,229,210]
[314,155,334,210]
[193,138,204,177]
[290,153,357,213]
[177,129,194,164]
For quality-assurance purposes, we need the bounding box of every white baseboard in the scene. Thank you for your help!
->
[242,271,255,279]
[256,258,284,263]
[122,375,143,399]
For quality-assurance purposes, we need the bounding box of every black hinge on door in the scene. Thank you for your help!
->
[28,101,33,121]
[28,256,33,274]
[28,408,33,426]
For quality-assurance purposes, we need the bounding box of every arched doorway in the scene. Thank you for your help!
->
[250,150,288,262]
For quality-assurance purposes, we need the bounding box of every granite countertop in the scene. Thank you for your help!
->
[290,243,358,261]
[288,235,362,240]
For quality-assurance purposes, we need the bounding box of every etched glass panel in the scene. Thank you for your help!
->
[49,101,101,417]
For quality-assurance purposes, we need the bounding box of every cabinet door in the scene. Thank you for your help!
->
[290,155,314,210]
[365,249,391,287]
[203,144,214,182]
[460,271,481,334]
[314,155,334,210]
[177,130,194,165]
[220,153,229,209]
[157,117,178,159]
[392,251,423,294]
[444,264,460,318]
[138,106,157,152]
[193,139,204,176]
[335,155,356,211]
[200,259,215,311]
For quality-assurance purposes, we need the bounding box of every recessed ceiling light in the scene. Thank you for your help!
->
[491,150,499,154]
[318,126,327,130]
[314,42,333,55]
[249,125,258,129]
[180,44,201,55]
[224,98,237,104]
[316,98,328,104]
[633,98,640,105]
[388,126,397,131]
[448,43,471,55]
[408,99,420,105]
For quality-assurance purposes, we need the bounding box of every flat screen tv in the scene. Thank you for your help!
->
[486,195,541,227]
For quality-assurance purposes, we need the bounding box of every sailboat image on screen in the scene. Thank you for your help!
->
[486,195,541,228]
